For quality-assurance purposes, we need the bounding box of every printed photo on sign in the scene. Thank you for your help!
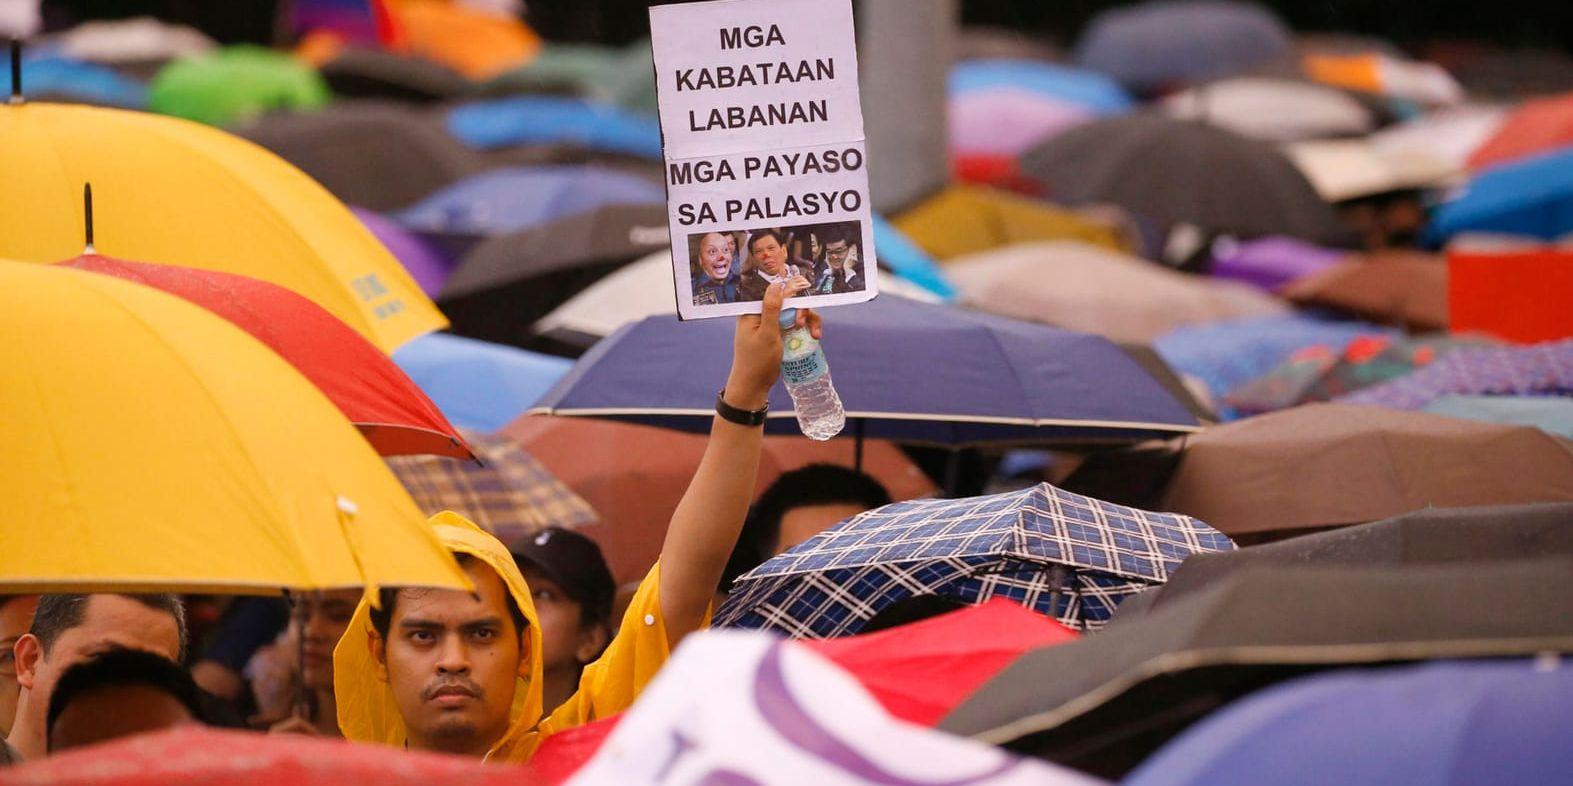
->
[688,221,866,307]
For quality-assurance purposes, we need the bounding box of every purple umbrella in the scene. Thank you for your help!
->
[1208,236,1348,293]
[1340,338,1573,411]
[950,89,1098,157]
[354,207,453,297]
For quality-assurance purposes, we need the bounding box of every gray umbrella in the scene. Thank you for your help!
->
[239,101,487,212]
[1019,114,1356,246]
[319,48,474,104]
[1073,0,1293,93]
[938,558,1573,779]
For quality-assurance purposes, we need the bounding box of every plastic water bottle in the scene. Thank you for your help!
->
[779,308,845,440]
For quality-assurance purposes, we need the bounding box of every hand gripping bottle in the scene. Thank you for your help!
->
[779,308,845,440]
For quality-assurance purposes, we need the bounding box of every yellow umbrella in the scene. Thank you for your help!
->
[892,185,1134,261]
[0,260,468,595]
[0,101,445,352]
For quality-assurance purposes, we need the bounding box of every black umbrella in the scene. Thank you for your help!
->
[1121,503,1573,620]
[319,48,474,104]
[438,203,670,350]
[239,101,487,212]
[1019,114,1356,246]
[938,558,1573,779]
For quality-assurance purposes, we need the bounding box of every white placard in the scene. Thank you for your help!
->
[649,0,879,320]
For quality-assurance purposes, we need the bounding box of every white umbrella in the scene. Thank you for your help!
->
[534,249,941,345]
[1370,104,1509,171]
[1285,138,1457,202]
[46,16,215,64]
[1163,77,1375,142]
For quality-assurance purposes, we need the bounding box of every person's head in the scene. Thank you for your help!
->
[0,595,39,736]
[723,465,892,586]
[367,554,529,756]
[822,232,853,272]
[508,529,614,678]
[695,232,735,283]
[747,229,790,276]
[46,647,203,753]
[291,589,362,692]
[14,594,186,739]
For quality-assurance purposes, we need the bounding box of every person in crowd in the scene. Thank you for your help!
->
[336,282,818,762]
[46,648,205,754]
[251,590,362,737]
[508,528,615,713]
[691,231,742,306]
[0,596,38,739]
[813,230,865,295]
[720,465,893,599]
[737,229,813,302]
[190,597,289,710]
[5,594,187,764]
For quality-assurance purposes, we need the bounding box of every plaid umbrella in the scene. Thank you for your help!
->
[386,431,597,544]
[715,483,1233,635]
[1340,338,1573,411]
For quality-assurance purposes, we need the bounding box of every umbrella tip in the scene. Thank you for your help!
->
[82,183,95,255]
[8,39,21,105]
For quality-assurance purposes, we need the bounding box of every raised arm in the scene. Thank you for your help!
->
[657,280,820,643]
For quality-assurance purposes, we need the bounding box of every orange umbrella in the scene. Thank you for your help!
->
[1467,92,1573,171]
[500,417,937,582]
[384,0,540,79]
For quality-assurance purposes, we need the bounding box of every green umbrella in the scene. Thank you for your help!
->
[478,40,655,113]
[149,45,331,127]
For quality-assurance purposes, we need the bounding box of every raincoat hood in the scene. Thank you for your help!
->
[335,511,547,761]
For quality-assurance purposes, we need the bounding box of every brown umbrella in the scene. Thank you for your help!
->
[385,431,598,546]
[1282,251,1449,331]
[1160,403,1573,541]
[947,241,1288,343]
[500,417,937,582]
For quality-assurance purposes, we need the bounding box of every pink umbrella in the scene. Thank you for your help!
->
[949,89,1095,157]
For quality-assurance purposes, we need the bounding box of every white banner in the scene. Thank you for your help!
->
[649,0,879,320]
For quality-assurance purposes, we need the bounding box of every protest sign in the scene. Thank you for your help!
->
[649,0,879,319]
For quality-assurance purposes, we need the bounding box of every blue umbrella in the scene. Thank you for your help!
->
[1074,1,1292,93]
[20,55,147,108]
[950,59,1133,113]
[870,215,956,302]
[392,332,573,432]
[394,165,665,255]
[446,95,662,158]
[1155,313,1395,420]
[715,482,1233,634]
[528,295,1201,446]
[1127,658,1573,786]
[1429,148,1573,242]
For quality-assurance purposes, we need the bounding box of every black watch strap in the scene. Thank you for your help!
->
[716,390,769,427]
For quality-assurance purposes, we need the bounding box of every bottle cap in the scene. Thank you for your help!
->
[778,307,798,329]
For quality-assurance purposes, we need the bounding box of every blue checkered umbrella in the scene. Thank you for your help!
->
[715,483,1234,635]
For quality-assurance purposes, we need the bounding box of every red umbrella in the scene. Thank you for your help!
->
[801,598,1079,726]
[0,726,532,786]
[61,254,472,460]
[526,599,1078,785]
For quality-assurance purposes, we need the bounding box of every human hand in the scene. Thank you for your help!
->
[727,280,821,410]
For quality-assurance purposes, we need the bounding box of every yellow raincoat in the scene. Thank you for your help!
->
[334,512,679,762]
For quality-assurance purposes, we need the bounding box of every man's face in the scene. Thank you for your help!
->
[698,233,733,282]
[751,236,787,275]
[519,568,589,672]
[374,562,524,756]
[0,596,38,736]
[49,684,194,753]
[16,596,182,720]
[293,590,361,691]
[824,241,851,271]
[774,503,871,555]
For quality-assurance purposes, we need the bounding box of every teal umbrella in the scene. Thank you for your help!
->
[1423,395,1573,438]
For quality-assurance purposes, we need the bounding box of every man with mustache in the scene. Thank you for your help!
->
[337,282,819,762]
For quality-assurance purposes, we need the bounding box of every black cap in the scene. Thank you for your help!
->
[508,527,615,625]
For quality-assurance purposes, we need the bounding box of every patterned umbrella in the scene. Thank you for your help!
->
[386,431,597,545]
[1226,334,1492,416]
[1341,338,1573,410]
[715,483,1233,635]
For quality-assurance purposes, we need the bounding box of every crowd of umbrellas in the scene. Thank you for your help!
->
[2,0,1573,784]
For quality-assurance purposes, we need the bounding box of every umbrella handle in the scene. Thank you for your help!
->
[8,39,20,105]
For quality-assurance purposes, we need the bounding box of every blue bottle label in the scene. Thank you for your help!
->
[781,331,828,385]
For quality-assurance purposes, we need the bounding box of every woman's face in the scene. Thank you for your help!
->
[698,233,733,281]
[809,234,822,259]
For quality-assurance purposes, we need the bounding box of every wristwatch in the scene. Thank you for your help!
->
[715,390,769,427]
